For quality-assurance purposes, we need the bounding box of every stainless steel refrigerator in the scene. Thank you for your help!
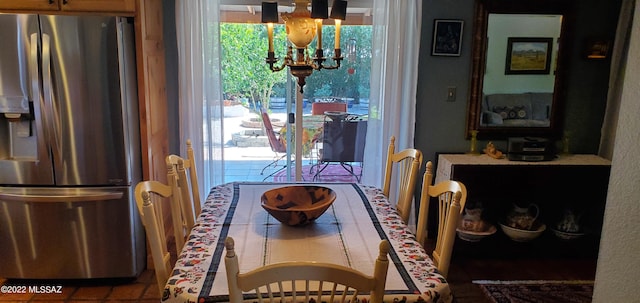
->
[0,14,144,279]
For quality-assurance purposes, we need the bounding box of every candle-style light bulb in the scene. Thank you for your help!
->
[267,22,274,52]
[334,19,341,49]
[315,19,323,50]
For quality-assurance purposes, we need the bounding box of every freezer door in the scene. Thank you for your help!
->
[0,14,34,115]
[0,186,145,279]
[39,15,139,186]
[0,14,55,185]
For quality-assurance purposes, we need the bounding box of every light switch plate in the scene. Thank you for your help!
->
[447,86,457,102]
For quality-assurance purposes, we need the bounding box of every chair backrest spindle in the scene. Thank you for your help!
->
[186,139,202,215]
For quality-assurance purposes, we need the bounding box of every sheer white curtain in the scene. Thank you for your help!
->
[175,0,225,197]
[174,0,421,193]
[362,0,423,190]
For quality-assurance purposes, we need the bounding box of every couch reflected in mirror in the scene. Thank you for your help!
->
[481,92,553,127]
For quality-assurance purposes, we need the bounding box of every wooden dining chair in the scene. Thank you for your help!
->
[134,173,185,294]
[415,161,467,278]
[166,139,202,234]
[382,136,423,223]
[224,237,390,303]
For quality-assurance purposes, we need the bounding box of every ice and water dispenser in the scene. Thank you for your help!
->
[0,97,35,161]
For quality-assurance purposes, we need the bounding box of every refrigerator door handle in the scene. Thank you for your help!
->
[30,32,53,157]
[29,33,40,113]
[0,190,123,203]
[40,33,62,160]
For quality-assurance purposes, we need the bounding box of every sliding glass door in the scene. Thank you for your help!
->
[219,3,372,182]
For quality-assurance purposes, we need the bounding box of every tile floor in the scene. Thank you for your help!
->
[223,146,318,183]
[0,269,161,302]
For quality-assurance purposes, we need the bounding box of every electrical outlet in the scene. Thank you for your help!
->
[447,86,457,102]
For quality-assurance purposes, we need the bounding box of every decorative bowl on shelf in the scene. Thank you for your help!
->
[456,224,497,242]
[261,185,336,226]
[499,223,546,242]
[551,228,586,241]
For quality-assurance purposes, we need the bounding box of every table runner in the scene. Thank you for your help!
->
[163,182,452,303]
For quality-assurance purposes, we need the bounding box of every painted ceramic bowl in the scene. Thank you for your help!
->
[456,224,497,242]
[261,186,336,226]
[500,223,546,242]
[551,228,586,241]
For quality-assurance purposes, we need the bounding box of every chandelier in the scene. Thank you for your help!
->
[261,0,348,93]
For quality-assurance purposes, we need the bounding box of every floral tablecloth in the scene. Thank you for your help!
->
[162,182,453,303]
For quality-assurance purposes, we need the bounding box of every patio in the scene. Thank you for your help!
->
[222,102,368,182]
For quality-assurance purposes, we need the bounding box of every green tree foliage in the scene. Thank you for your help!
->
[220,23,286,110]
[303,25,372,104]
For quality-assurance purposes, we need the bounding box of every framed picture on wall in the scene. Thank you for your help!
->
[505,37,553,74]
[431,19,464,56]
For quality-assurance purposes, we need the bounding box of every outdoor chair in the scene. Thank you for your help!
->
[260,107,287,180]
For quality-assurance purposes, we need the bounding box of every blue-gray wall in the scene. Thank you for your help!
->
[416,0,623,165]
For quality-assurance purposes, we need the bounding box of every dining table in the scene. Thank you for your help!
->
[162,182,453,303]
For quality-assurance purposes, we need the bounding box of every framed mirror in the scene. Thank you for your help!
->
[466,0,573,139]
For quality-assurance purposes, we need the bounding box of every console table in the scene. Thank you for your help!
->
[434,153,611,258]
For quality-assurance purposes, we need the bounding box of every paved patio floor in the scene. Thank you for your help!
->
[221,103,367,182]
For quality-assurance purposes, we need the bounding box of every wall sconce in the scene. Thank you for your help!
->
[585,39,611,60]
[262,0,348,93]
